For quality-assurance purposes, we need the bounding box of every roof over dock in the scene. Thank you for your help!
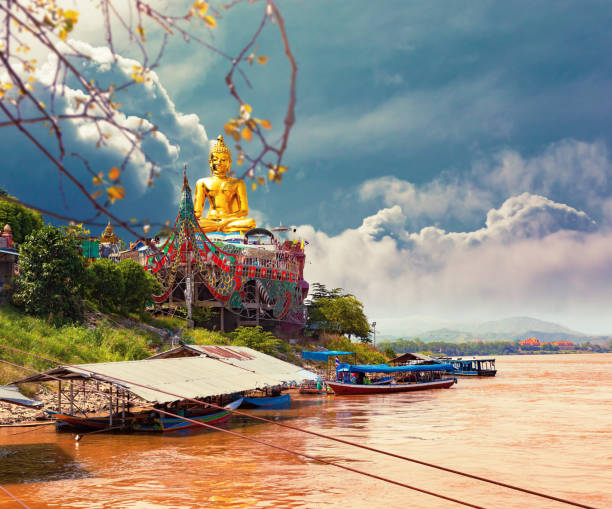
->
[148,345,318,384]
[15,355,305,404]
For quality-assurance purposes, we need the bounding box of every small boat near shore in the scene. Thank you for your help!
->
[443,357,497,377]
[327,363,457,395]
[241,393,290,409]
[46,398,243,433]
[132,398,243,432]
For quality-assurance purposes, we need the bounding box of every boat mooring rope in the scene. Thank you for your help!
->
[0,357,485,509]
[0,485,31,508]
[0,346,599,509]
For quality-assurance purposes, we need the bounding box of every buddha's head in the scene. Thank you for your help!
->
[209,135,232,178]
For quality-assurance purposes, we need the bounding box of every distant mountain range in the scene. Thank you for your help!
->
[382,316,612,345]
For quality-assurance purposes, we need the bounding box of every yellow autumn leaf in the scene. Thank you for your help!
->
[224,122,236,134]
[136,25,146,42]
[268,169,276,181]
[59,29,67,41]
[241,126,252,141]
[63,10,79,23]
[240,103,252,114]
[256,177,265,186]
[278,165,288,173]
[91,190,103,199]
[106,185,126,201]
[92,174,103,186]
[204,15,216,28]
[259,119,271,129]
[251,182,257,191]
[256,55,269,65]
[130,218,138,223]
[108,166,120,181]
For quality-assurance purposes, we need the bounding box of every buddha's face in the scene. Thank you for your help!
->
[210,152,231,178]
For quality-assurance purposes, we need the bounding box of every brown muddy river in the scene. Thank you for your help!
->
[0,354,610,508]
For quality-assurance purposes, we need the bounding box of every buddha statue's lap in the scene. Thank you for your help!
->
[193,135,256,234]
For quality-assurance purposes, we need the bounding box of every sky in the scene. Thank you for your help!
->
[2,0,612,335]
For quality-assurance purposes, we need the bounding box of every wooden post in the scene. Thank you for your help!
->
[109,386,113,428]
[69,381,74,415]
[121,390,125,426]
[220,306,225,332]
[58,380,62,413]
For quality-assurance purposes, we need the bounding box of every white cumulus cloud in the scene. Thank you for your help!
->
[298,192,612,335]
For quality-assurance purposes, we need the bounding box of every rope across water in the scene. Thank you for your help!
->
[0,345,599,509]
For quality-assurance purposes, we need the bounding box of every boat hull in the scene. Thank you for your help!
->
[242,394,290,409]
[44,410,132,431]
[132,398,243,432]
[327,378,456,395]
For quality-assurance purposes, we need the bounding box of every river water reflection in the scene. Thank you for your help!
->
[0,354,610,508]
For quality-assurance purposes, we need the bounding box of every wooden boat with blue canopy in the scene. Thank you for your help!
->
[326,363,457,395]
[445,357,497,377]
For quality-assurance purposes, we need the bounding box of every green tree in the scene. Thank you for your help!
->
[322,295,371,341]
[86,259,124,312]
[230,326,279,354]
[307,284,371,341]
[116,259,160,315]
[13,225,87,324]
[0,195,44,244]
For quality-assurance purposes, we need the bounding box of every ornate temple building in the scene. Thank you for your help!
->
[144,136,308,332]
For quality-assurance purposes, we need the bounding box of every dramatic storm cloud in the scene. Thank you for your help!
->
[298,191,612,335]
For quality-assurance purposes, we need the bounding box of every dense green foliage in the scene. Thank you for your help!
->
[0,194,44,244]
[307,283,371,341]
[230,326,280,354]
[326,335,388,364]
[13,225,87,324]
[116,259,161,315]
[0,305,154,384]
[86,258,124,312]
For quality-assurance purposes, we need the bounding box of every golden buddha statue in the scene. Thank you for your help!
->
[194,135,256,233]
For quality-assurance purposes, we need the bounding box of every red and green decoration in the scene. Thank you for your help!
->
[145,172,305,323]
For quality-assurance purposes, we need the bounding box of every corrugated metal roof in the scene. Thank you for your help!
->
[150,345,318,384]
[0,385,42,408]
[16,356,290,404]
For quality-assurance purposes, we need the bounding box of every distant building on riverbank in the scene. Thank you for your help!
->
[519,337,541,347]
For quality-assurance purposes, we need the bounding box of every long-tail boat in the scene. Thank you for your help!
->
[46,398,243,433]
[326,363,457,395]
[132,398,243,432]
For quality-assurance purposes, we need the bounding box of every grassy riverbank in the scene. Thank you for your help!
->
[0,305,166,384]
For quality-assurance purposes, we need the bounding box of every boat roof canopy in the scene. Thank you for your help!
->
[337,363,454,374]
[301,350,354,361]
